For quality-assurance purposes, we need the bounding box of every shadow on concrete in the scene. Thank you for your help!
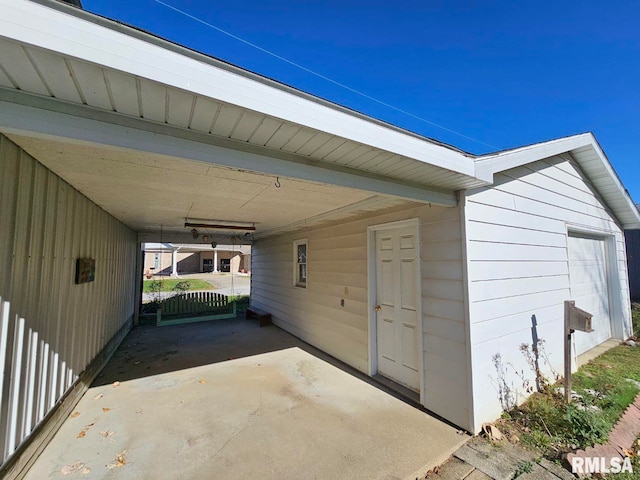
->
[92,315,460,430]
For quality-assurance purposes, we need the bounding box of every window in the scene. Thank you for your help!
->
[294,239,307,288]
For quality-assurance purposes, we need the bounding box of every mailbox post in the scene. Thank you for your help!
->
[564,300,594,403]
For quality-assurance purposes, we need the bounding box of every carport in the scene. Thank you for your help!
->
[23,318,466,480]
[0,0,485,476]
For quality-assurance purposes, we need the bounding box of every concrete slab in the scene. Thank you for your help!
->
[25,319,467,480]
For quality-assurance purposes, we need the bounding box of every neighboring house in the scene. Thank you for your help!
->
[0,0,639,475]
[626,205,640,300]
[143,243,251,276]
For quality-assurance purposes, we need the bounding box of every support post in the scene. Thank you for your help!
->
[133,242,143,327]
[171,249,178,277]
[564,300,573,404]
[213,250,218,273]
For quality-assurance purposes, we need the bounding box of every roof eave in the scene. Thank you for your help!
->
[474,133,640,230]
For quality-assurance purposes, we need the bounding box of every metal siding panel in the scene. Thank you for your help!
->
[321,140,361,163]
[352,152,396,170]
[279,128,316,154]
[309,137,348,159]
[210,104,243,138]
[0,134,137,463]
[66,60,112,110]
[626,230,640,299]
[189,97,220,133]
[23,47,83,103]
[167,88,194,128]
[0,65,15,88]
[228,110,264,142]
[265,123,302,150]
[139,78,166,122]
[104,70,140,117]
[294,132,334,156]
[247,117,282,145]
[330,144,373,164]
[0,42,49,95]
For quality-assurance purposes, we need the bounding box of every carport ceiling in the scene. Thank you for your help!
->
[7,133,412,239]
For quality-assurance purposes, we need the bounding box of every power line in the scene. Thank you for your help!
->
[152,0,499,150]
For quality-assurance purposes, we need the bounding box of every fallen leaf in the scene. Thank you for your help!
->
[61,462,84,475]
[115,451,127,466]
[112,381,120,388]
[621,446,634,457]
[135,409,143,414]
[70,411,80,418]
[106,450,128,469]
[199,380,206,384]
[93,393,103,400]
[134,361,141,365]
[102,407,111,413]
[77,422,95,438]
[81,467,91,475]
[99,430,115,438]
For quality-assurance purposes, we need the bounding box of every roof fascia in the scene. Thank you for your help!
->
[474,134,593,180]
[475,133,640,229]
[1,0,474,176]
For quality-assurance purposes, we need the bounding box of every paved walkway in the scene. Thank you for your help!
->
[423,437,575,480]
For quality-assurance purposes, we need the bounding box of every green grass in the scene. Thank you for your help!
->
[498,333,640,459]
[632,302,640,337]
[143,279,215,293]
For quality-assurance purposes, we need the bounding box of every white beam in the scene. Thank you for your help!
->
[0,91,458,206]
[137,232,252,246]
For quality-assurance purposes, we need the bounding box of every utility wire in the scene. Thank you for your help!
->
[152,0,498,150]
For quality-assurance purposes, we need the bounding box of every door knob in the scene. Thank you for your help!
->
[374,305,382,312]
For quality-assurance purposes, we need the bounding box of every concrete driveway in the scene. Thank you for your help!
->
[25,318,467,480]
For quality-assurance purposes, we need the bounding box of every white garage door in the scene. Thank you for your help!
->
[568,233,612,355]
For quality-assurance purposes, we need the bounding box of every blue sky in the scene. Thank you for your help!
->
[84,0,639,203]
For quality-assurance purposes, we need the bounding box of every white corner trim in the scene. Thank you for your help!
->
[458,191,476,433]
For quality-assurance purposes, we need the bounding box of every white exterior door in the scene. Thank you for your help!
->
[375,226,420,391]
[568,233,612,355]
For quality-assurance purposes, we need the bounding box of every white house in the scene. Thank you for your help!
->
[0,0,638,475]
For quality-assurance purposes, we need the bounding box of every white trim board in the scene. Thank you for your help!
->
[475,134,640,229]
[0,93,458,207]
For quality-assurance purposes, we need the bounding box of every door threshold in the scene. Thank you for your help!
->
[372,374,420,404]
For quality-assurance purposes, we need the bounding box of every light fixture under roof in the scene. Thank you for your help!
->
[184,218,256,231]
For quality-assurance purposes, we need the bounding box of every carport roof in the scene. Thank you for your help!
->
[0,0,638,234]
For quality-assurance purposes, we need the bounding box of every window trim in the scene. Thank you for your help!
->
[293,238,308,289]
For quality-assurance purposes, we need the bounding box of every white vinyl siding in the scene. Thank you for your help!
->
[251,203,472,431]
[465,155,631,433]
[0,134,137,463]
